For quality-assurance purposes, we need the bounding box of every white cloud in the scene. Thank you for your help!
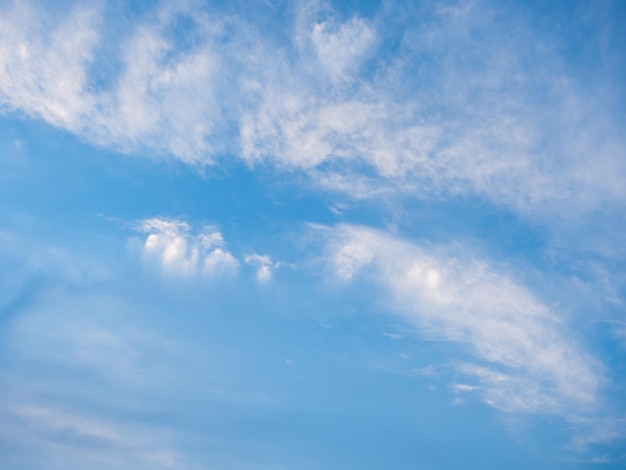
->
[244,253,277,282]
[0,0,624,218]
[0,1,233,163]
[137,218,238,277]
[237,1,626,218]
[325,224,604,416]
[203,248,239,277]
[0,2,99,129]
[310,16,376,81]
[96,5,228,163]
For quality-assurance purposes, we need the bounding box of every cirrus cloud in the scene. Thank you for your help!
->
[0,0,624,219]
[324,224,604,417]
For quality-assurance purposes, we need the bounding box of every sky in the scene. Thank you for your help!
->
[0,0,626,468]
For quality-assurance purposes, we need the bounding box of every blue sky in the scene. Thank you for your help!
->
[1,0,626,468]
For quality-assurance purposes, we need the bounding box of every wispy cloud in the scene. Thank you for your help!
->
[565,416,626,454]
[0,287,196,469]
[1,0,624,217]
[323,224,604,417]
[0,1,100,129]
[309,15,375,82]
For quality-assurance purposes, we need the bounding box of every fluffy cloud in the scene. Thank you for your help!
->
[137,218,239,277]
[325,224,604,416]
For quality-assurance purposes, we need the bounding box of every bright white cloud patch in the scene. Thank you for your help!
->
[326,224,604,416]
[137,218,238,277]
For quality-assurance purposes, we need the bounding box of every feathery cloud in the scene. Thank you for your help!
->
[1,1,623,218]
[325,224,604,416]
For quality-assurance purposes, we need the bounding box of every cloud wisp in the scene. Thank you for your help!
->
[0,287,201,470]
[324,224,604,417]
[5,403,182,469]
